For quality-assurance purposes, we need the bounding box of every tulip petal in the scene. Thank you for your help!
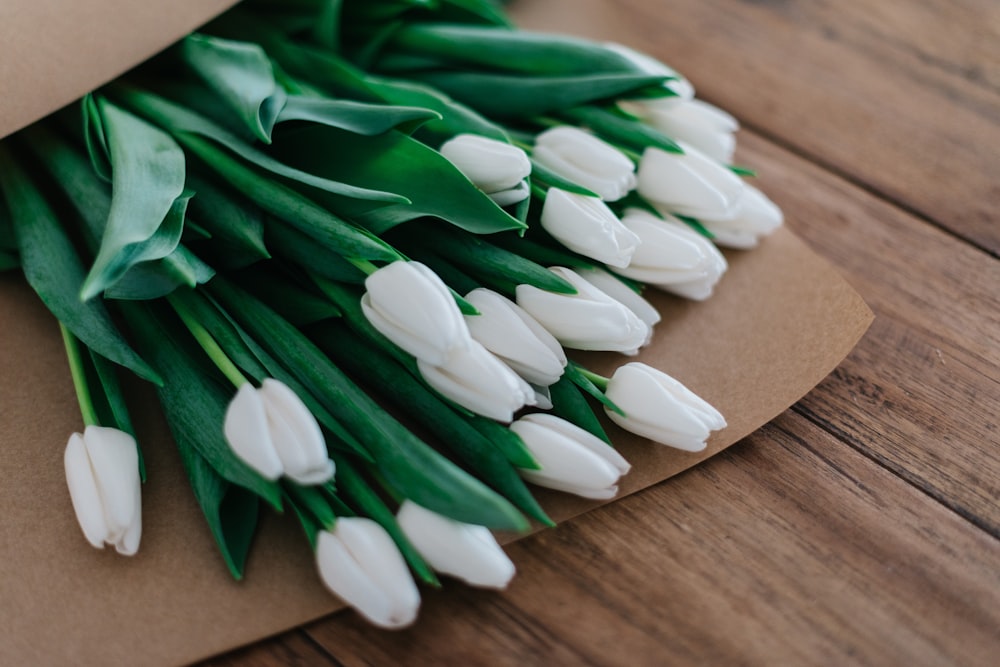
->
[224,383,283,480]
[440,134,532,193]
[64,433,109,549]
[259,379,332,485]
[637,145,745,219]
[82,425,140,542]
[540,189,639,268]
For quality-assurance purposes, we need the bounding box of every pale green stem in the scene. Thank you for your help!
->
[577,366,610,391]
[167,293,248,389]
[60,323,99,426]
[345,257,380,276]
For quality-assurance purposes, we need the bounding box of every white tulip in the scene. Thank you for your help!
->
[696,183,784,249]
[636,144,745,220]
[604,363,726,451]
[539,189,640,268]
[396,500,515,589]
[614,208,728,301]
[224,379,334,485]
[64,425,142,555]
[602,42,695,99]
[515,266,649,355]
[440,134,531,205]
[510,413,631,500]
[361,260,471,366]
[463,288,567,387]
[315,518,421,629]
[533,126,636,201]
[619,97,738,163]
[576,267,661,346]
[418,340,536,422]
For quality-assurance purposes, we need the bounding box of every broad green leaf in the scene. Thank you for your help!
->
[178,33,287,144]
[268,124,526,234]
[278,95,440,136]
[0,145,162,384]
[81,97,188,301]
[387,24,660,76]
[209,277,529,531]
[103,244,215,300]
[185,173,270,267]
[410,71,668,119]
[549,374,612,444]
[262,218,368,284]
[233,263,342,326]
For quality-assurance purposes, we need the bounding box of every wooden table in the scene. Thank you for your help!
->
[201,1,1000,664]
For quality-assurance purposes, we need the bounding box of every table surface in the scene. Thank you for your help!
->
[200,1,1000,665]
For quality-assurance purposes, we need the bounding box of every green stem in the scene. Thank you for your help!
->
[345,257,381,276]
[167,292,248,389]
[576,366,610,391]
[60,323,99,426]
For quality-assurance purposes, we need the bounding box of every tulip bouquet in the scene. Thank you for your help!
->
[0,0,780,628]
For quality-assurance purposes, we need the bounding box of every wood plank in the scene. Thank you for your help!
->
[199,631,335,667]
[511,0,1000,254]
[303,415,1000,666]
[730,130,1000,534]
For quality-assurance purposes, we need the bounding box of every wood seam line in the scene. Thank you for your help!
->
[789,402,1000,539]
[297,628,346,667]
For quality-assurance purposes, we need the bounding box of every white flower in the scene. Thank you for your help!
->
[510,413,631,500]
[224,379,333,485]
[396,500,515,589]
[440,134,531,205]
[636,144,745,219]
[576,267,661,346]
[515,266,649,354]
[602,42,695,99]
[539,189,640,268]
[619,97,738,163]
[695,184,784,249]
[361,260,471,366]
[315,518,420,629]
[64,425,142,555]
[463,288,567,387]
[533,126,636,201]
[418,340,536,422]
[614,208,728,301]
[604,363,726,451]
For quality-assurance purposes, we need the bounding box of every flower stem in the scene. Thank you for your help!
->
[166,292,248,389]
[576,366,610,391]
[346,257,381,276]
[60,323,99,427]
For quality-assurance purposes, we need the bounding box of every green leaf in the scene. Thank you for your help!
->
[409,71,668,119]
[235,263,342,326]
[529,156,601,197]
[103,244,215,300]
[387,24,656,76]
[209,277,529,531]
[263,217,369,283]
[563,105,683,155]
[549,374,612,444]
[0,249,19,271]
[0,144,162,385]
[267,123,527,235]
[565,362,625,416]
[278,95,440,136]
[178,32,287,144]
[80,97,189,300]
[185,174,270,267]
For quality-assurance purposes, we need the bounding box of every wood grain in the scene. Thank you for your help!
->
[194,0,1000,663]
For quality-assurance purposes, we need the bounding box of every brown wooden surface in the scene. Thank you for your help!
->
[200,1,1000,665]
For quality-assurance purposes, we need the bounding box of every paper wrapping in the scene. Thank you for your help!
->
[0,2,874,665]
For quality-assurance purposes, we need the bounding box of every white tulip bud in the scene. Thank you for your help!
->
[315,518,421,629]
[637,144,745,220]
[361,260,471,366]
[418,340,536,422]
[515,266,649,355]
[540,189,640,269]
[696,184,784,249]
[575,267,661,346]
[510,413,631,500]
[604,362,726,451]
[440,134,532,202]
[396,500,515,589]
[223,379,333,485]
[463,288,567,387]
[614,208,728,301]
[619,97,738,163]
[533,126,636,201]
[64,426,142,555]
